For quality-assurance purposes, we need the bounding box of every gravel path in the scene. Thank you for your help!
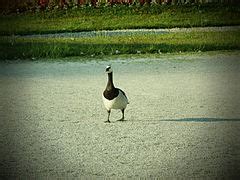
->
[0,52,240,178]
[19,26,240,38]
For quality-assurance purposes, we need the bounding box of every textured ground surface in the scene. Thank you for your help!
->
[0,52,240,178]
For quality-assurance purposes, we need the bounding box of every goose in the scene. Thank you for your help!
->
[102,65,129,123]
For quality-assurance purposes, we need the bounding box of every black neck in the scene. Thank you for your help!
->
[106,72,114,90]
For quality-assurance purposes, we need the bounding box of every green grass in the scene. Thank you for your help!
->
[0,4,240,35]
[1,30,239,60]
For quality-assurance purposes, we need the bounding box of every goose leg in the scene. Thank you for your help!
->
[105,110,111,123]
[118,109,125,121]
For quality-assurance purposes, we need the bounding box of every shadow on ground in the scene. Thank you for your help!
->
[128,118,240,123]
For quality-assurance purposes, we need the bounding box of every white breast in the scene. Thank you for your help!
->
[102,90,129,111]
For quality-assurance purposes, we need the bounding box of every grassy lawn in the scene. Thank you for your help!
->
[0,4,239,60]
[0,4,240,35]
[1,30,239,60]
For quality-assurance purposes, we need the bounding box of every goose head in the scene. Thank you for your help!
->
[105,65,112,74]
